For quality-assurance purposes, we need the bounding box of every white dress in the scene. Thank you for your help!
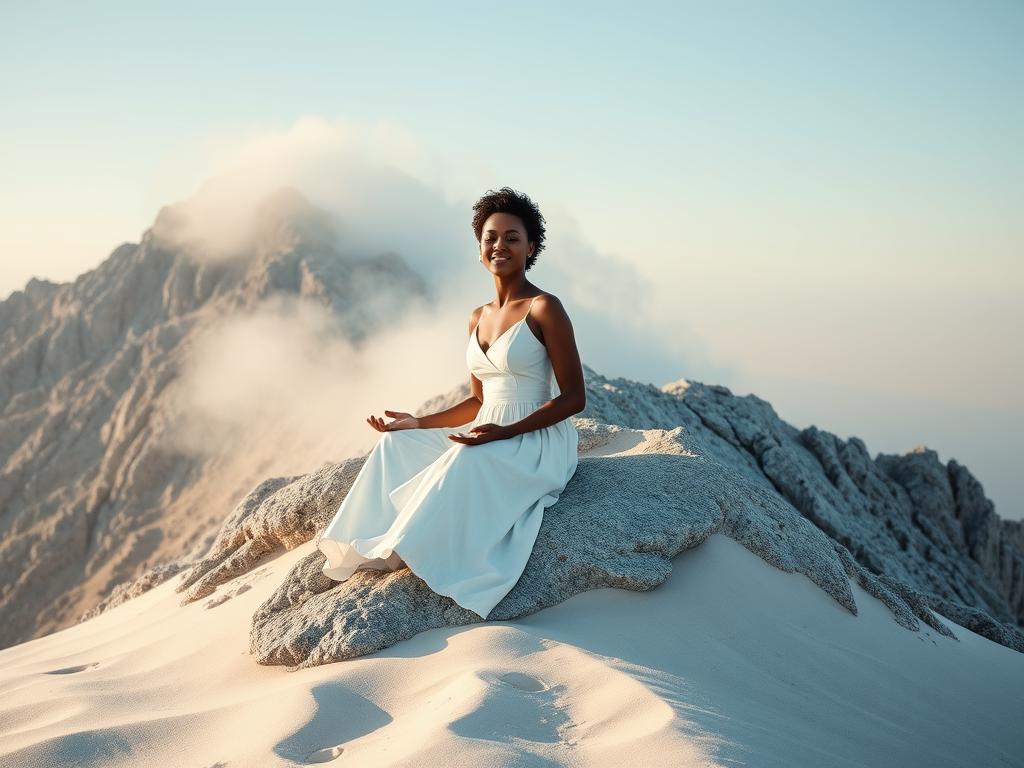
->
[316,294,580,619]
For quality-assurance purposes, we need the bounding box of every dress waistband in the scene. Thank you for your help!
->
[482,378,552,404]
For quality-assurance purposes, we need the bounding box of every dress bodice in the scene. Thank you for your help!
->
[465,296,558,404]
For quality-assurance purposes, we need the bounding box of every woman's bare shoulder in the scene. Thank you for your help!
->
[532,291,568,315]
[468,303,488,331]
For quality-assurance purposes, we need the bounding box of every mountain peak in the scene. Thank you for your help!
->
[249,186,340,259]
[149,184,340,266]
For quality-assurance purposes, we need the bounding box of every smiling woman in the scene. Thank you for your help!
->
[315,186,585,620]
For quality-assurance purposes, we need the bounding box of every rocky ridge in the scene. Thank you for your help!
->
[84,366,1024,668]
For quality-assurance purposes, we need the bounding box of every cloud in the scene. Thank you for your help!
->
[150,117,472,283]
[164,291,477,472]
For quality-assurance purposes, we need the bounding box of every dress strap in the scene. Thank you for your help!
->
[474,294,540,334]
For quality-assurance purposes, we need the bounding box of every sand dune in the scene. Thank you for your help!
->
[1,534,1020,767]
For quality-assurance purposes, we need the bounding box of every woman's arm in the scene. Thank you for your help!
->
[501,294,586,437]
[417,397,482,428]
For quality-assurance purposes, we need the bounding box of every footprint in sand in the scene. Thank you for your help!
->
[453,670,569,744]
[304,744,345,763]
[45,662,101,675]
[204,583,253,609]
[205,594,232,609]
[494,671,549,692]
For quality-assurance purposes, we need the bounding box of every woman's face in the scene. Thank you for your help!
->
[480,212,534,274]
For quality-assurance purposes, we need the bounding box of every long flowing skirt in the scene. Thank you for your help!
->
[316,398,579,619]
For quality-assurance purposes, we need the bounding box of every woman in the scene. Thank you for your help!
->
[316,187,585,620]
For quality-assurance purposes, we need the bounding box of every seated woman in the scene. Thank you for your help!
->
[316,186,585,620]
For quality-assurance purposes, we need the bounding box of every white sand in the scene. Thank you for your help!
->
[1,533,1022,767]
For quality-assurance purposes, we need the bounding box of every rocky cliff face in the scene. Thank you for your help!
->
[0,188,429,649]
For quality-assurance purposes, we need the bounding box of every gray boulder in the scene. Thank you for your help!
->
[249,420,1005,669]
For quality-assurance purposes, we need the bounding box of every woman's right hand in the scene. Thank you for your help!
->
[367,410,420,432]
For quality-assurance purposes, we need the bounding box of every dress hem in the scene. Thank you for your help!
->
[318,536,491,621]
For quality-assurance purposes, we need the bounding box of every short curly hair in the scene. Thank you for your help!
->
[471,186,547,271]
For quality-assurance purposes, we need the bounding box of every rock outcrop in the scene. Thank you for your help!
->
[89,368,1022,668]
[246,420,979,670]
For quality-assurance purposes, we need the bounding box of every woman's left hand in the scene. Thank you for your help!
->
[447,423,511,445]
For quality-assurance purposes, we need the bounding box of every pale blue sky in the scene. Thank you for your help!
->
[2,1,1021,516]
